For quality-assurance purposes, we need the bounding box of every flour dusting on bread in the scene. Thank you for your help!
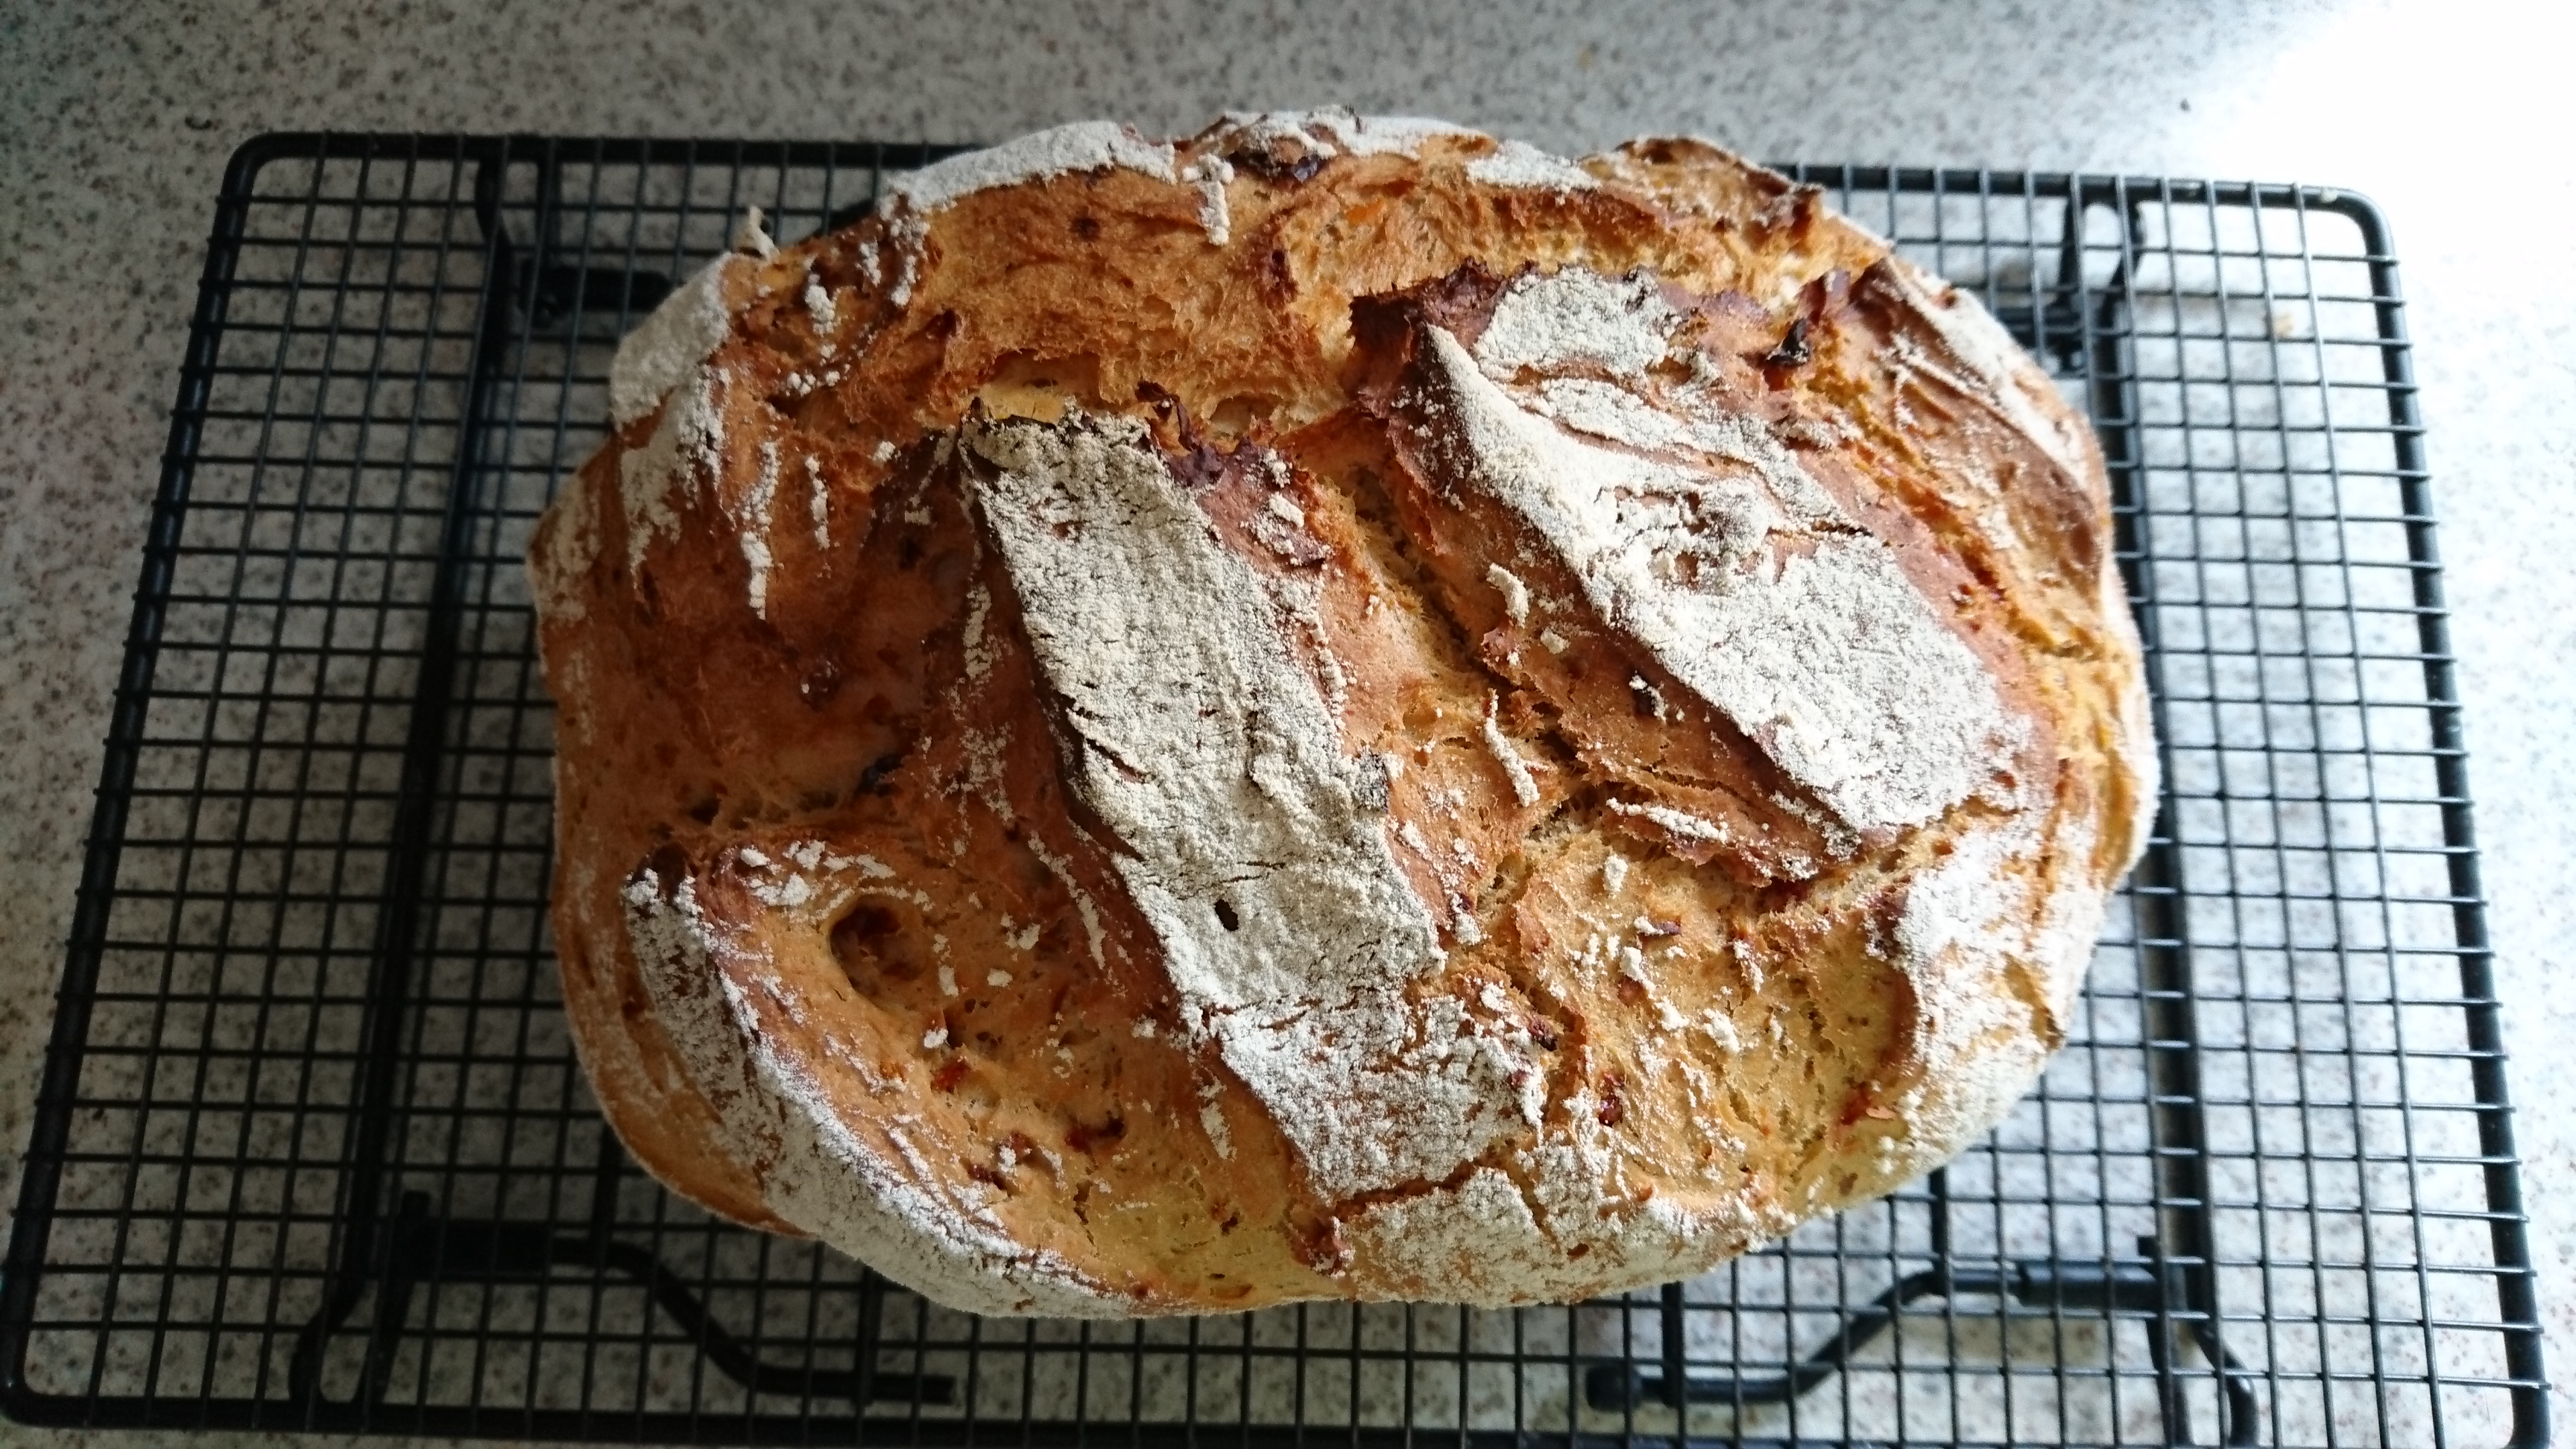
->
[623,860,1126,1316]
[886,120,1179,215]
[608,256,742,429]
[963,413,1532,1198]
[1475,267,1677,378]
[616,369,726,575]
[1410,321,2021,833]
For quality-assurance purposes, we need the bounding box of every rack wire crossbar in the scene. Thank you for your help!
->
[0,133,2548,1448]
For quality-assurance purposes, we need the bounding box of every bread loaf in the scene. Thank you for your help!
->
[527,113,2155,1316]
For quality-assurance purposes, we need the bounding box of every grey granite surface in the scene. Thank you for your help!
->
[1,1,2567,1444]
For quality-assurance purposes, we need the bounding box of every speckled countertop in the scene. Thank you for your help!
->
[2,3,2567,1444]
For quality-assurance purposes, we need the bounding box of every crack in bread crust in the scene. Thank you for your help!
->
[528,117,2155,1316]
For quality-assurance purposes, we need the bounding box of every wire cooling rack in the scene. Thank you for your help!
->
[0,133,2549,1448]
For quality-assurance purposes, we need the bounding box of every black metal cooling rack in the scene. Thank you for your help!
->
[0,133,2549,1448]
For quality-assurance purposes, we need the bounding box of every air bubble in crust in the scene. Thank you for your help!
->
[830,902,923,996]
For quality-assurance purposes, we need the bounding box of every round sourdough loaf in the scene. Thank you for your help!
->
[527,114,2155,1316]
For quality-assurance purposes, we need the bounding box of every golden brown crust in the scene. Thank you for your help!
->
[528,117,2153,1315]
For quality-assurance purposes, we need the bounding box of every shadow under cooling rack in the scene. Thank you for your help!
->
[0,133,2550,1448]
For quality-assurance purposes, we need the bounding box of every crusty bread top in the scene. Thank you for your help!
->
[528,114,2156,1316]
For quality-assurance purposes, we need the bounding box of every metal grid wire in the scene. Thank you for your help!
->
[0,134,2548,1447]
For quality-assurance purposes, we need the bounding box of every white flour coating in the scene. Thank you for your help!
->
[1015,830,1112,974]
[1868,257,2092,483]
[1485,563,1530,623]
[963,413,1536,1199]
[1523,1130,1768,1291]
[621,863,1125,1316]
[1211,111,1341,162]
[882,214,928,307]
[960,582,995,681]
[1607,797,1733,848]
[1275,582,1352,718]
[1772,789,1862,861]
[1883,813,2055,1169]
[1464,139,1600,193]
[1529,378,1842,525]
[1321,114,1481,156]
[1212,110,1480,162]
[1415,321,2019,833]
[802,273,839,335]
[532,468,600,623]
[1475,268,1678,380]
[618,368,727,576]
[1340,1168,1580,1303]
[1346,1138,1765,1305]
[1481,697,1542,807]
[1197,1081,1234,1160]
[608,256,743,429]
[2027,815,2106,1021]
[885,121,1177,215]
[741,441,780,619]
[1181,154,1234,245]
[805,455,831,552]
